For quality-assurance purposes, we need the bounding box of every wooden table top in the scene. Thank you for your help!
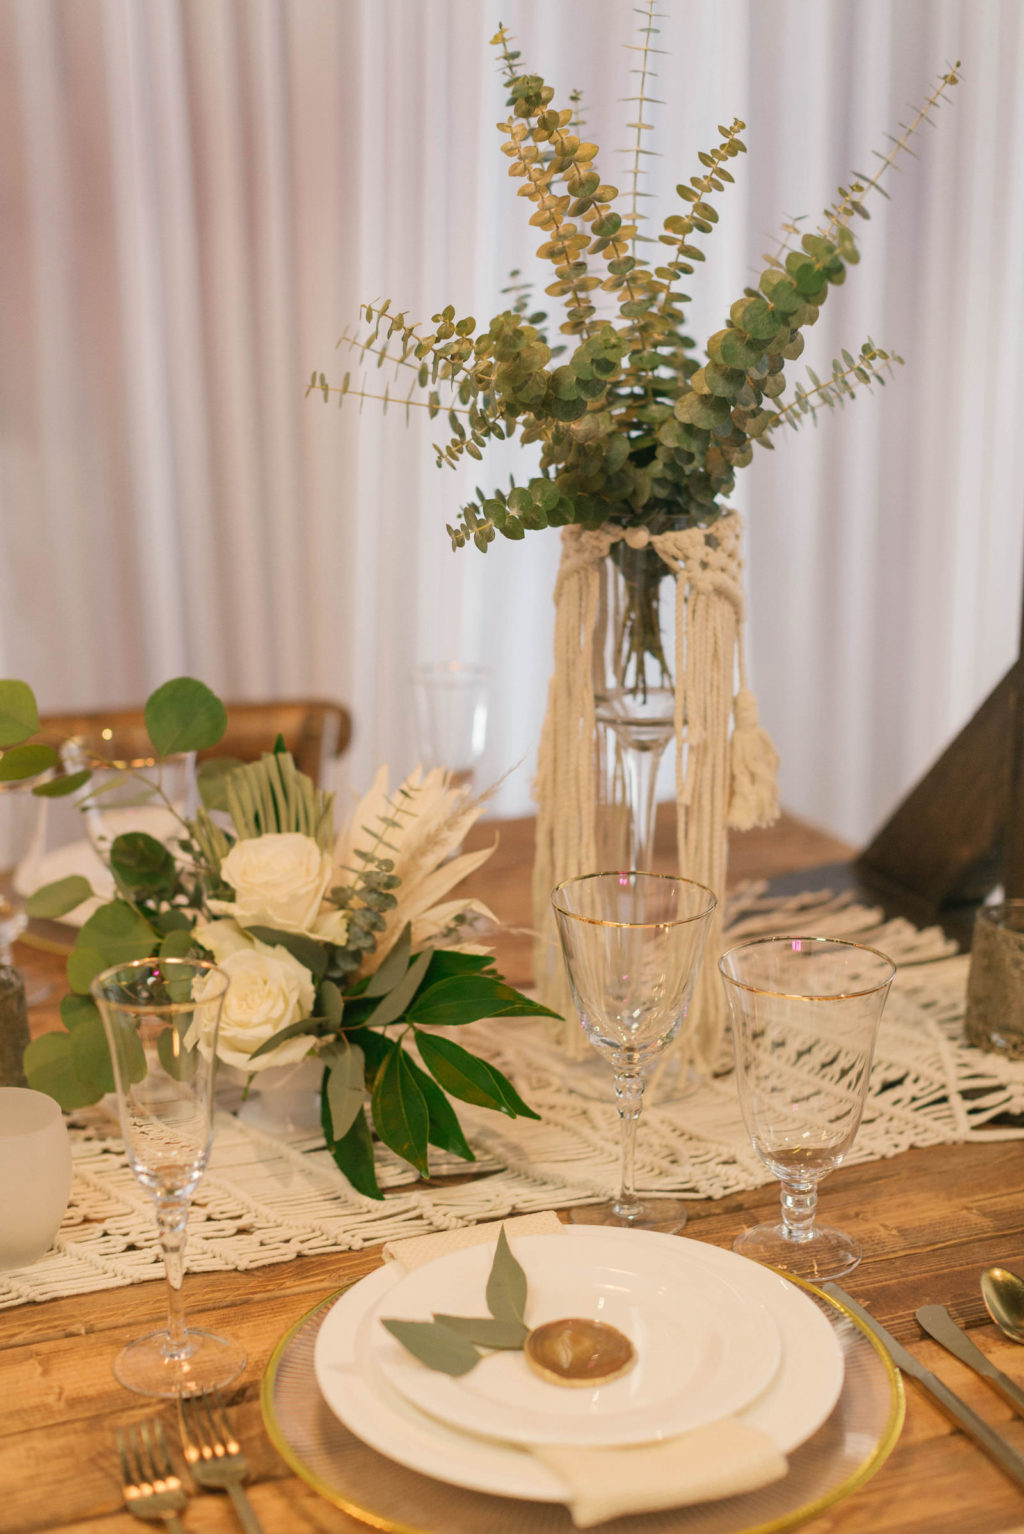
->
[4,811,1024,1534]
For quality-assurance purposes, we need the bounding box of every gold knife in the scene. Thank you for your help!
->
[823,1282,1024,1491]
[916,1303,1024,1417]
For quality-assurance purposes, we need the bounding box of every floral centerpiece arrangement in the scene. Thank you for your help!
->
[0,677,553,1198]
[310,4,959,1071]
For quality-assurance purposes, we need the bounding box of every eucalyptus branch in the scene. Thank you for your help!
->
[307,371,474,424]
[765,341,903,432]
[622,0,665,249]
[823,63,960,241]
[313,13,958,554]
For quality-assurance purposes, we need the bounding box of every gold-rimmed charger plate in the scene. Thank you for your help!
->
[260,1274,904,1534]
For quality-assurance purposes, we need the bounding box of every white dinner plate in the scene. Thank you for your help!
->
[313,1227,845,1502]
[371,1230,782,1447]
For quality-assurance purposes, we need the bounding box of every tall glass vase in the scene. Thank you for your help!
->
[592,528,680,874]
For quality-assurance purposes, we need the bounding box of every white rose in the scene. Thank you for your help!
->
[219,833,333,934]
[191,935,316,1073]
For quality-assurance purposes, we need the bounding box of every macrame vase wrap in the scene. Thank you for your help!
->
[532,511,780,1077]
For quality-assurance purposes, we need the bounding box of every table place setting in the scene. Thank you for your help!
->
[262,1211,902,1531]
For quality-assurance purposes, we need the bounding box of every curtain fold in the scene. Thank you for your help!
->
[1,0,1021,845]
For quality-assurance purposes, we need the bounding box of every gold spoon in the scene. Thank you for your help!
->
[981,1267,1024,1343]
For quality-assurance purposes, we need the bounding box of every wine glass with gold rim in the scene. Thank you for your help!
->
[551,871,717,1231]
[719,935,895,1281]
[91,956,246,1396]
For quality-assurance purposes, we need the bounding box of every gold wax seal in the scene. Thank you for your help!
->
[524,1318,636,1388]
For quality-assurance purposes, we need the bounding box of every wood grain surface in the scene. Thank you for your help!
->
[4,811,1024,1534]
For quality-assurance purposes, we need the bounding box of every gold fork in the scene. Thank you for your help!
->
[178,1392,265,1534]
[116,1418,189,1532]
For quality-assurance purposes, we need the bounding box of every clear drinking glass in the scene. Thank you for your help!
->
[60,733,195,863]
[551,872,717,1231]
[91,957,246,1396]
[0,777,48,963]
[719,936,896,1280]
[411,661,490,789]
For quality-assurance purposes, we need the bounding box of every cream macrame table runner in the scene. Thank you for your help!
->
[5,886,1024,1310]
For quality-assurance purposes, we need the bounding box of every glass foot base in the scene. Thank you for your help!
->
[568,1196,689,1234]
[733,1221,861,1281]
[114,1327,247,1398]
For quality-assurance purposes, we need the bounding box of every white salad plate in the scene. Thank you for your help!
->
[371,1229,782,1447]
[313,1227,845,1503]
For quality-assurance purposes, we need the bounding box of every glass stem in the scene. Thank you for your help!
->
[613,1068,645,1219]
[155,1194,192,1358]
[779,1180,818,1243]
[620,733,671,870]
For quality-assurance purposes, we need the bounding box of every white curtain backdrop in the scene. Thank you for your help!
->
[1,0,1022,846]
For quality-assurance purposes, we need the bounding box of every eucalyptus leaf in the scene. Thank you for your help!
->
[0,680,39,748]
[322,1038,366,1140]
[25,874,94,920]
[67,944,109,995]
[379,1319,480,1377]
[23,1031,98,1110]
[431,1314,528,1349]
[145,677,227,757]
[33,769,92,799]
[319,979,345,1025]
[60,993,101,1031]
[66,900,157,994]
[362,922,412,998]
[69,1016,116,1099]
[159,929,194,961]
[364,948,433,1030]
[486,1226,528,1325]
[248,1017,321,1061]
[110,832,177,895]
[153,908,193,935]
[0,742,57,781]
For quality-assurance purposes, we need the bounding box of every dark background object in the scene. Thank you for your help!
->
[856,553,1024,919]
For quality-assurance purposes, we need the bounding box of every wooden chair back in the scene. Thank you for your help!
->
[36,699,351,786]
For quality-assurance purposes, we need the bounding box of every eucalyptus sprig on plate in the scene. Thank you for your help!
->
[0,677,555,1198]
[382,1226,530,1377]
[381,1226,636,1388]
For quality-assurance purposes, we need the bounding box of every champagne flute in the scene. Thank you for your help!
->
[719,935,895,1280]
[91,957,246,1396]
[551,872,717,1230]
[0,777,47,964]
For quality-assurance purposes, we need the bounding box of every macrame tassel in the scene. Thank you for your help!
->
[532,526,608,1044]
[727,686,781,831]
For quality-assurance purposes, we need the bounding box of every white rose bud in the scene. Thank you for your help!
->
[220,832,333,934]
[192,941,316,1072]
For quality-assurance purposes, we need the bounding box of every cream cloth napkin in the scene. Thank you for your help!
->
[382,1215,787,1528]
